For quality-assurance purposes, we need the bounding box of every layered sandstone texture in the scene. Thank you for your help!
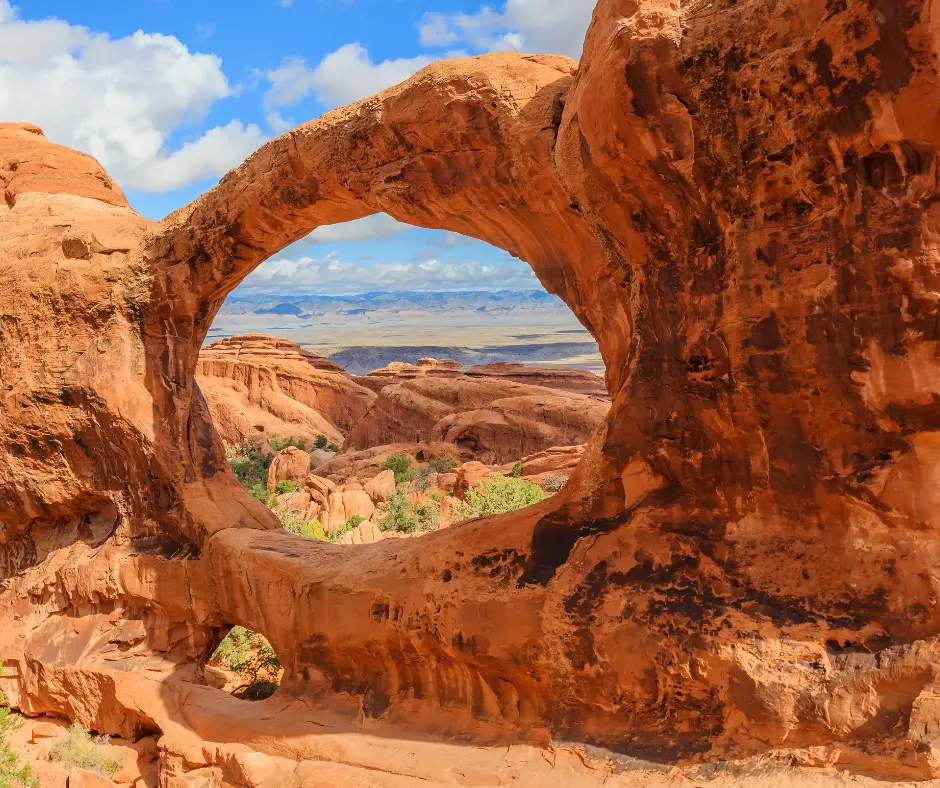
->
[4,0,940,784]
[343,375,609,462]
[196,333,375,444]
[466,361,608,396]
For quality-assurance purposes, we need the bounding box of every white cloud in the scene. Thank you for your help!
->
[0,0,265,193]
[264,44,432,110]
[306,214,412,243]
[263,55,318,109]
[265,112,294,135]
[420,0,596,59]
[239,252,539,295]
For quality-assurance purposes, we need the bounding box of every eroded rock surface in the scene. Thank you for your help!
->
[4,0,940,783]
[467,362,608,396]
[344,375,608,462]
[196,333,374,445]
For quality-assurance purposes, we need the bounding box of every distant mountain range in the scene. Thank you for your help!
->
[219,290,565,317]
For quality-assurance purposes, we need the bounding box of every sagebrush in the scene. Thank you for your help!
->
[454,475,545,521]
[378,492,440,534]
[49,724,123,779]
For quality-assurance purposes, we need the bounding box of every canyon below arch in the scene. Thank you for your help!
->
[4,0,940,784]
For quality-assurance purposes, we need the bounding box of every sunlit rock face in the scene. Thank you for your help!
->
[3,0,940,781]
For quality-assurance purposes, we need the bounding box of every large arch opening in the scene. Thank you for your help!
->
[197,215,611,555]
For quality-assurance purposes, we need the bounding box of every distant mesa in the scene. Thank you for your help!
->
[253,302,306,316]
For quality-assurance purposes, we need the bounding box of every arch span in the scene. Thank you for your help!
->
[3,0,940,780]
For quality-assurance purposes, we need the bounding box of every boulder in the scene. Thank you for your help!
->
[230,751,277,788]
[304,501,322,524]
[275,490,310,515]
[304,474,336,499]
[363,470,396,503]
[266,446,311,493]
[67,771,116,788]
[30,721,61,742]
[307,448,334,469]
[203,665,229,690]
[337,521,385,545]
[322,489,375,533]
[454,462,498,498]
[433,473,457,494]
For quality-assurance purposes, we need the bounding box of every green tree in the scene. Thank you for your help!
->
[511,462,523,478]
[224,439,274,502]
[454,475,545,521]
[382,453,415,486]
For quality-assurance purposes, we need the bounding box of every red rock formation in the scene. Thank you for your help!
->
[196,333,375,444]
[206,334,347,373]
[344,376,608,462]
[357,357,608,397]
[266,447,312,493]
[5,0,940,782]
[313,442,462,483]
[467,362,608,396]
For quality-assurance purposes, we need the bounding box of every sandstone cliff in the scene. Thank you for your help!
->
[3,0,940,784]
[196,333,375,444]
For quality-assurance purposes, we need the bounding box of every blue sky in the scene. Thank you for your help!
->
[0,0,595,294]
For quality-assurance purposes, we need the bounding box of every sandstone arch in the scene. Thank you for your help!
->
[3,0,940,782]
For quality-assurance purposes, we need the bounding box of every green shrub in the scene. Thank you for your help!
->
[212,626,280,675]
[225,439,274,498]
[428,458,459,473]
[454,475,545,521]
[378,492,439,534]
[324,516,363,544]
[0,671,37,788]
[49,724,123,779]
[274,480,301,496]
[314,434,329,450]
[279,512,327,541]
[327,442,340,453]
[0,741,37,788]
[511,462,523,478]
[382,453,415,486]
[211,627,281,701]
[247,483,269,504]
[267,434,307,453]
[413,467,433,492]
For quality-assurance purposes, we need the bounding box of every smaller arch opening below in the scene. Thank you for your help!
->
[200,216,610,546]
[206,626,283,701]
